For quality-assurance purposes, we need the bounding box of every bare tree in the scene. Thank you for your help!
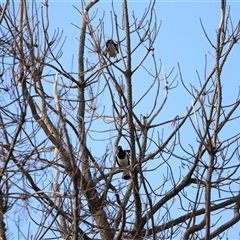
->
[0,0,240,239]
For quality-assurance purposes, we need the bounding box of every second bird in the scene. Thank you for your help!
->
[116,146,131,180]
[106,39,119,57]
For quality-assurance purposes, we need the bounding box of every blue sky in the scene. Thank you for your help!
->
[6,1,240,239]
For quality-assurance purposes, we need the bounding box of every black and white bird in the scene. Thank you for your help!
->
[105,39,119,57]
[116,146,131,180]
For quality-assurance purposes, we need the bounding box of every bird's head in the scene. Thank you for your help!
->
[106,39,113,47]
[117,146,122,150]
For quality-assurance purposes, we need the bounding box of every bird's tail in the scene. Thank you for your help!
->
[122,170,131,180]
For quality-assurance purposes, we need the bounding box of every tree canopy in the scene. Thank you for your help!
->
[0,0,240,239]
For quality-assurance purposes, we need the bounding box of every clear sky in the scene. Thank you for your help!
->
[6,1,240,239]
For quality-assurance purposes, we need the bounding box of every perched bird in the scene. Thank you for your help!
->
[116,146,131,180]
[106,39,119,57]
